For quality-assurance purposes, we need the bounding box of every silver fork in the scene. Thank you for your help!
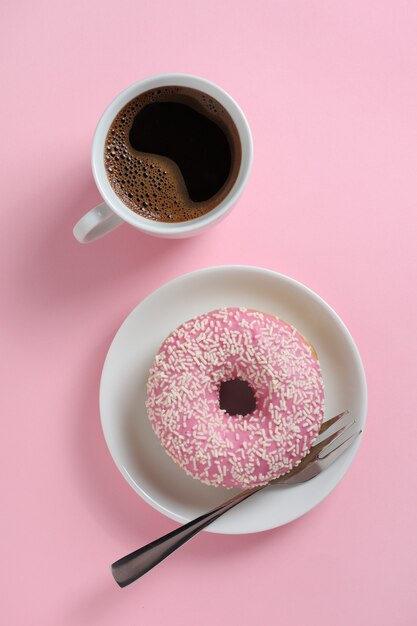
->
[112,411,360,587]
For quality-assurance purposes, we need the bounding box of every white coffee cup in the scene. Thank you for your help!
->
[73,74,253,242]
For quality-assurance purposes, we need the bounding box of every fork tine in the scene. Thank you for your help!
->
[318,430,362,463]
[310,417,357,458]
[279,410,350,480]
[272,410,354,484]
[281,429,362,485]
[319,410,350,434]
[314,410,353,445]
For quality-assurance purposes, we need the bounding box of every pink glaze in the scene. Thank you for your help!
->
[146,308,324,488]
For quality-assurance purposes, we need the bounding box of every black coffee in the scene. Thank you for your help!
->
[104,87,241,222]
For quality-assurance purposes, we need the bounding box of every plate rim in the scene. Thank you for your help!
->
[100,265,367,534]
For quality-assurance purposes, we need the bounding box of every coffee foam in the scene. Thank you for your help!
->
[104,87,241,222]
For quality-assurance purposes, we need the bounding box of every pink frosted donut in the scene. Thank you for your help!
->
[146,307,324,489]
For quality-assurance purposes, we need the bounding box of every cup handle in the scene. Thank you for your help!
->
[73,203,124,243]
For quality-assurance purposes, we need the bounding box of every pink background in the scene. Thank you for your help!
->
[1,1,417,624]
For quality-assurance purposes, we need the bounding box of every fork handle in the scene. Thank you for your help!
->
[111,485,265,587]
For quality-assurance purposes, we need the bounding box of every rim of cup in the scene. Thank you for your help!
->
[92,73,253,236]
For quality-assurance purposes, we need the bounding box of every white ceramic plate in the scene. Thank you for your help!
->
[100,266,367,534]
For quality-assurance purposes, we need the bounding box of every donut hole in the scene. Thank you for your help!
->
[219,378,257,417]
